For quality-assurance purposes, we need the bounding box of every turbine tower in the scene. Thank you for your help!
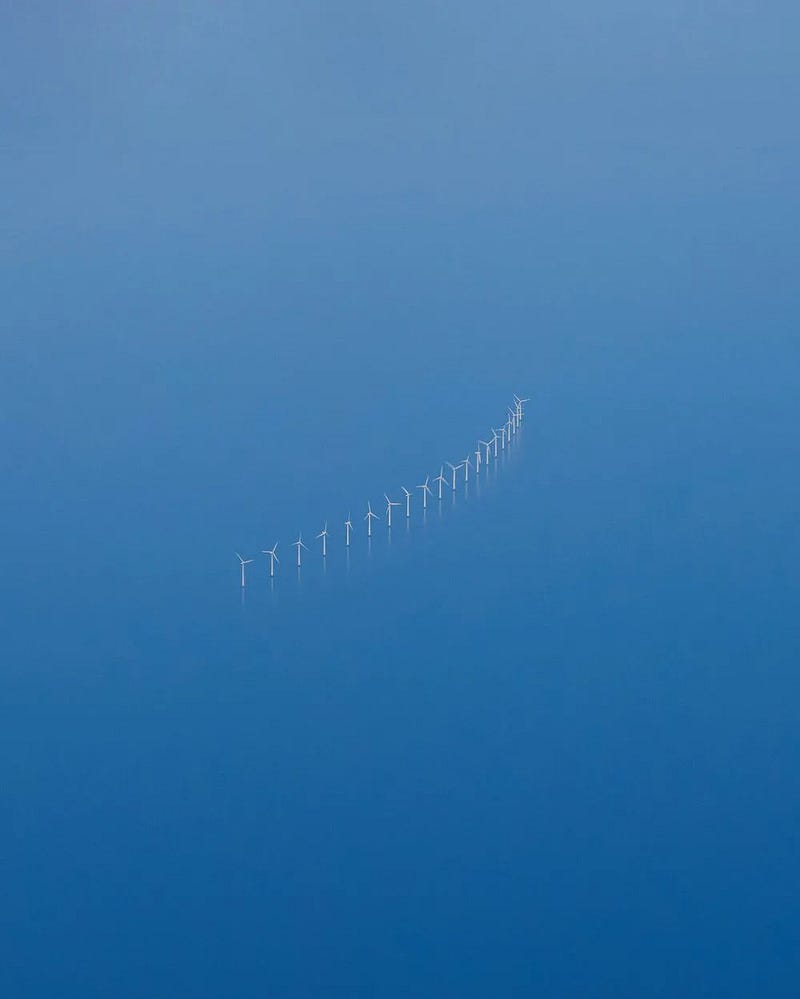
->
[434,467,447,500]
[316,521,329,557]
[480,439,492,464]
[401,486,411,518]
[461,454,472,483]
[345,514,353,547]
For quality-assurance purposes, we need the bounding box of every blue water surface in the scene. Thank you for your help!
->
[1,4,798,996]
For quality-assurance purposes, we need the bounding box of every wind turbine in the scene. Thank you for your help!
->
[461,454,472,483]
[514,394,530,421]
[494,426,506,451]
[345,514,354,547]
[261,544,279,578]
[316,521,329,557]
[385,493,401,527]
[480,439,492,464]
[364,501,379,537]
[401,486,411,518]
[417,476,433,509]
[236,552,254,587]
[507,407,516,436]
[446,461,459,491]
[474,447,482,472]
[491,431,499,458]
[292,533,308,567]
[434,466,447,500]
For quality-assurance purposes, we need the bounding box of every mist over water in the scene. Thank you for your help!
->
[2,3,799,997]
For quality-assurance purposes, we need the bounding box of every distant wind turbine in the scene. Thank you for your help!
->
[316,521,329,557]
[401,486,411,518]
[446,461,459,491]
[261,544,279,578]
[345,514,354,547]
[385,493,401,528]
[292,533,308,567]
[461,454,472,483]
[434,467,447,500]
[417,476,433,509]
[236,552,254,587]
[364,501,379,537]
[480,439,492,464]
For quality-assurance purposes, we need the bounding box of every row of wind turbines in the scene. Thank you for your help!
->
[236,393,529,586]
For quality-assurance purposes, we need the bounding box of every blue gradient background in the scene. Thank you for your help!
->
[1,4,798,996]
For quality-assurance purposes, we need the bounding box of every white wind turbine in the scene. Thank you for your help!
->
[446,461,459,491]
[385,493,401,527]
[474,447,482,472]
[401,486,412,518]
[345,513,354,547]
[514,394,530,421]
[236,552,254,587]
[292,533,308,567]
[494,426,506,451]
[262,544,279,578]
[491,431,499,458]
[507,407,516,436]
[434,466,447,500]
[417,475,433,509]
[461,454,472,483]
[480,439,492,464]
[316,521,329,557]
[364,501,379,537]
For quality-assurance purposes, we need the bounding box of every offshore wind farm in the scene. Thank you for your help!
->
[6,2,795,995]
[236,393,529,586]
